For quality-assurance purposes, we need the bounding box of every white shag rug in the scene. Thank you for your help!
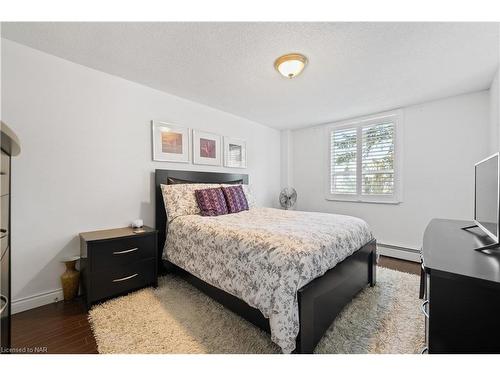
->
[88,267,424,354]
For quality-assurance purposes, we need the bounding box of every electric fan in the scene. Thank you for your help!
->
[279,187,297,210]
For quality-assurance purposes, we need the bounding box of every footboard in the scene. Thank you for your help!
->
[295,239,377,353]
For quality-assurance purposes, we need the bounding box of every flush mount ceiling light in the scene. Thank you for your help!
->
[274,53,308,79]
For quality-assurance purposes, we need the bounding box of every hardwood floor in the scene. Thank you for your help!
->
[10,256,420,354]
[11,296,98,354]
[378,255,420,275]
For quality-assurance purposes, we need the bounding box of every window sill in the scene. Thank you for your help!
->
[324,196,402,205]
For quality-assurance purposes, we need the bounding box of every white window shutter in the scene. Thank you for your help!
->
[361,122,395,196]
[330,127,357,195]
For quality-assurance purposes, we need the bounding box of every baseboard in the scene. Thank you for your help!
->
[12,288,64,314]
[377,243,421,263]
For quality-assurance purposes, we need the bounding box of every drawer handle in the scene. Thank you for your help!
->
[421,300,429,319]
[112,247,138,255]
[112,273,138,283]
[421,347,428,354]
[0,228,7,239]
[0,294,8,315]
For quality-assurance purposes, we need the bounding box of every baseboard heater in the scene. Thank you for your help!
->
[377,242,421,262]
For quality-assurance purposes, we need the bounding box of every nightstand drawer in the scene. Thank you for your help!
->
[90,258,156,302]
[90,235,155,271]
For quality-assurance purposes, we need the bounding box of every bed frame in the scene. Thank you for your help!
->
[155,169,377,353]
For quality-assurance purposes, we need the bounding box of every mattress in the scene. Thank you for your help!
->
[163,207,373,353]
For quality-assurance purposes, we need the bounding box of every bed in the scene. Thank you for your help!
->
[155,169,377,353]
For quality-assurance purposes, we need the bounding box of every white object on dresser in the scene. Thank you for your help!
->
[132,219,143,228]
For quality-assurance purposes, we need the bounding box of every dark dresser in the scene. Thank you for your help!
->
[1,121,21,354]
[80,226,158,309]
[421,219,500,354]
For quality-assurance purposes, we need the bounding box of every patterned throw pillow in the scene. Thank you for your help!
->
[221,184,257,208]
[161,183,220,222]
[194,188,229,216]
[221,185,249,213]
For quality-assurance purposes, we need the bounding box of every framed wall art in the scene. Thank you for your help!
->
[223,137,247,168]
[152,121,190,163]
[192,130,222,166]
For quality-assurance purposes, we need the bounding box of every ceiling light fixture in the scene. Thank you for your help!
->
[274,53,308,79]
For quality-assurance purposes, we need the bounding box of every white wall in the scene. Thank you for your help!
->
[1,39,281,312]
[490,68,499,151]
[290,91,490,250]
[280,130,293,189]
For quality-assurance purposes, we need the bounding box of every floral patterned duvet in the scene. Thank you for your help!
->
[163,207,373,353]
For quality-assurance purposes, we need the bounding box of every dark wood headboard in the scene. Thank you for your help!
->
[155,169,248,273]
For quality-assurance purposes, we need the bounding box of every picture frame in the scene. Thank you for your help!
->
[192,130,222,166]
[223,137,247,168]
[151,121,190,163]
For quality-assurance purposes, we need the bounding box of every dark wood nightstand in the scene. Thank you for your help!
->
[79,226,158,309]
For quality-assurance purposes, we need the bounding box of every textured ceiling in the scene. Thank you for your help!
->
[2,22,499,129]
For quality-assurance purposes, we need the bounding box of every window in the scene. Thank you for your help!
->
[326,111,402,203]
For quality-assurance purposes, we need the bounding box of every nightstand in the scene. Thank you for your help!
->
[79,226,158,309]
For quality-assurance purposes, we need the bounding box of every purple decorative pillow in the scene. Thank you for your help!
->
[221,185,249,213]
[194,187,228,216]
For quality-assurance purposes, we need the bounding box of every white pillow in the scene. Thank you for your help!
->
[241,184,258,208]
[161,183,220,222]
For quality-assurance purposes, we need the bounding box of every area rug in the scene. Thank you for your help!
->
[88,267,424,354]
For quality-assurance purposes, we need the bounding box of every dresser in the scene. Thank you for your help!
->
[421,219,500,354]
[1,122,21,353]
[80,226,158,309]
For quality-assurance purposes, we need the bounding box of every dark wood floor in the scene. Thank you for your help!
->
[11,296,98,354]
[378,255,420,275]
[10,256,420,354]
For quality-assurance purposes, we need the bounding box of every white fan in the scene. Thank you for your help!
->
[279,187,297,210]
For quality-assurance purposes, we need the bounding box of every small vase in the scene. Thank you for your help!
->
[61,259,80,301]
